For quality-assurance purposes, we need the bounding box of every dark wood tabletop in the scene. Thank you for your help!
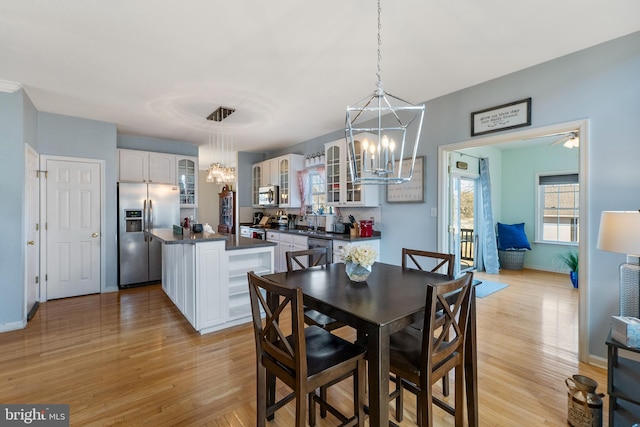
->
[264,262,478,427]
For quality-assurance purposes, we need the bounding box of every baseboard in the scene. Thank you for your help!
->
[0,319,27,333]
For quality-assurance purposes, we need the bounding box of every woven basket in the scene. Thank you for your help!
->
[498,249,526,270]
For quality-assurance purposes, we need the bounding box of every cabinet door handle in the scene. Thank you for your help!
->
[27,240,35,245]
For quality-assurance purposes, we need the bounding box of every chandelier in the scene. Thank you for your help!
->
[206,107,237,184]
[345,0,425,185]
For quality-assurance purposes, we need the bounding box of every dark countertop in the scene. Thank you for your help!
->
[149,228,276,250]
[265,227,381,242]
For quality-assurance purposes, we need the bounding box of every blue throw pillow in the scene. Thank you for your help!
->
[497,222,531,250]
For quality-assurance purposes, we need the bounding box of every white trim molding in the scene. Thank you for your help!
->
[0,79,22,93]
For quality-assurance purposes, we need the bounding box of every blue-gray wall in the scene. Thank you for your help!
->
[0,90,26,329]
[38,112,119,293]
[247,31,640,359]
[118,134,198,156]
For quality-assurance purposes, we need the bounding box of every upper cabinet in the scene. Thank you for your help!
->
[251,163,262,207]
[324,135,379,207]
[118,149,176,184]
[251,154,304,208]
[277,154,304,208]
[177,156,198,207]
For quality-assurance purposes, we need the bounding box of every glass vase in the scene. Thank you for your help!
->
[345,261,372,282]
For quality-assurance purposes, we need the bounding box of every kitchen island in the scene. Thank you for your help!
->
[149,228,275,334]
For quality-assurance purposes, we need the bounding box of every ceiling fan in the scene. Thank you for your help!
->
[550,131,579,148]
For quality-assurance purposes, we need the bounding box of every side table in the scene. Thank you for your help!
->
[606,330,640,426]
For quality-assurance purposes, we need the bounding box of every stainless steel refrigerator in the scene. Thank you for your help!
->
[118,183,180,288]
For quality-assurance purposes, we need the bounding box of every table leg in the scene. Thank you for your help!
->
[367,325,390,427]
[465,287,478,427]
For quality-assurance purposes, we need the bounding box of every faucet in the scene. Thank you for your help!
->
[308,211,318,231]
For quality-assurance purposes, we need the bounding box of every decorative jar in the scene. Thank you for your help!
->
[345,261,372,282]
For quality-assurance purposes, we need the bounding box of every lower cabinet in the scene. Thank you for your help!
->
[162,241,274,334]
[267,231,308,272]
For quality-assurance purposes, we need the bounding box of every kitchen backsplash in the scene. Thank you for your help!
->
[256,206,382,231]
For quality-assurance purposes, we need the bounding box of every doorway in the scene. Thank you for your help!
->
[450,172,479,276]
[25,144,40,319]
[437,119,589,361]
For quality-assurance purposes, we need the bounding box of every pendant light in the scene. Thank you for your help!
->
[345,0,425,185]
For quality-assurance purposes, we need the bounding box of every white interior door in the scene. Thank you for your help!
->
[45,158,101,299]
[25,144,40,317]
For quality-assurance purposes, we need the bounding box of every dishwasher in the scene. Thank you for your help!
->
[307,237,333,263]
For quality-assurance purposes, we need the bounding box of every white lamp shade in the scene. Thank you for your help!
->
[597,211,640,256]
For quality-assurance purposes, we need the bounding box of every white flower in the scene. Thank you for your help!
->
[341,243,377,267]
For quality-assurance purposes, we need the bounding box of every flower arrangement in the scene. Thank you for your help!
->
[341,243,378,267]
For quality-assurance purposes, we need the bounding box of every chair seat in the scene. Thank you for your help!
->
[278,325,365,378]
[390,326,460,379]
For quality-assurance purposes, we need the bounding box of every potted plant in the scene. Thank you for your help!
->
[558,250,579,288]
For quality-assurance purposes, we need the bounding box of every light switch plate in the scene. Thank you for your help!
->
[431,208,437,217]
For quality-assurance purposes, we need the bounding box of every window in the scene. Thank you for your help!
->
[307,169,326,213]
[537,173,579,243]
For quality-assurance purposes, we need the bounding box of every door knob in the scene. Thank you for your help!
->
[27,241,35,245]
[92,232,99,238]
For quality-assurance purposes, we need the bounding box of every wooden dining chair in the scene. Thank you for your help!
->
[402,248,455,278]
[285,248,345,332]
[388,271,474,427]
[402,248,456,396]
[247,271,366,427]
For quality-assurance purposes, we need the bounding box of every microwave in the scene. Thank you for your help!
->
[258,185,279,207]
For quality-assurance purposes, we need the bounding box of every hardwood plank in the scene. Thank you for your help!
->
[0,270,607,426]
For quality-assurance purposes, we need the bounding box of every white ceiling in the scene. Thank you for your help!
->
[1,1,639,166]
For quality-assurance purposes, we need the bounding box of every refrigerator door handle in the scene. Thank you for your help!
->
[143,199,148,242]
[149,199,153,240]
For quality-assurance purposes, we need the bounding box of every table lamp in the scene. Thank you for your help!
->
[597,210,640,317]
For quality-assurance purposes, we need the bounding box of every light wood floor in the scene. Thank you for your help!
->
[0,269,607,426]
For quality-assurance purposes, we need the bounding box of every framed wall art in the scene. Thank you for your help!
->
[471,97,531,136]
[386,156,425,203]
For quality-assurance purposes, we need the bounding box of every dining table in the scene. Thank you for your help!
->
[262,261,478,427]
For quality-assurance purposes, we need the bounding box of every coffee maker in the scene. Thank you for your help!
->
[253,212,264,225]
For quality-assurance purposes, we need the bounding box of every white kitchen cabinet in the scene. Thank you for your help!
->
[161,238,274,334]
[118,149,176,184]
[324,135,379,207]
[332,239,381,264]
[267,231,307,272]
[177,156,198,207]
[252,154,304,208]
[162,243,196,325]
[277,154,304,208]
[263,158,279,187]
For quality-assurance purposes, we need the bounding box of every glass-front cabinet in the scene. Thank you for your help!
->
[324,135,379,207]
[279,157,290,205]
[219,187,235,234]
[278,154,304,208]
[251,163,262,207]
[177,156,198,207]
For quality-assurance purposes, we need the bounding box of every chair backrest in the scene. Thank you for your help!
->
[247,271,306,377]
[402,248,455,278]
[286,248,329,272]
[420,271,473,373]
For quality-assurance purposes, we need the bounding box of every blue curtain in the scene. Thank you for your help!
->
[479,158,500,273]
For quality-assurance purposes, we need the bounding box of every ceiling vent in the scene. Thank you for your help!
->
[207,106,236,122]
